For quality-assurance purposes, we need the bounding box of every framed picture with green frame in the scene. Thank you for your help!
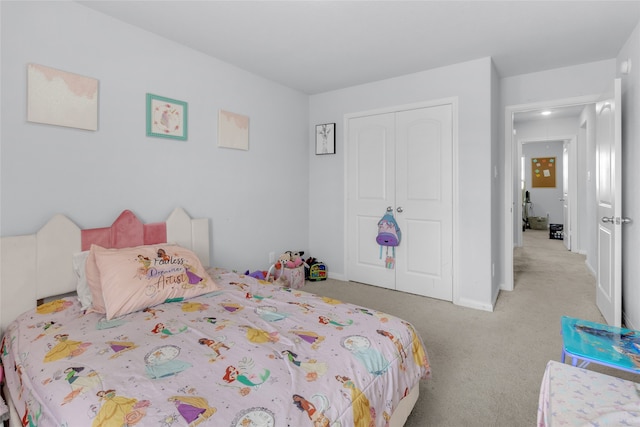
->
[146,93,188,140]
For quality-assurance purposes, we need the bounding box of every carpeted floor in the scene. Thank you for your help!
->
[303,230,637,426]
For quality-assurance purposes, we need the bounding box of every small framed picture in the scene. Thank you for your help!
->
[316,123,336,155]
[146,93,188,140]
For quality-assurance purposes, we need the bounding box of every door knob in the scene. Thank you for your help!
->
[386,206,393,213]
[619,217,632,224]
[601,216,615,223]
[396,207,403,213]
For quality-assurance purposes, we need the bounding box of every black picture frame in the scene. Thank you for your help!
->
[315,123,336,155]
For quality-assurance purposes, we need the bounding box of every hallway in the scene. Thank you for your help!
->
[513,229,595,294]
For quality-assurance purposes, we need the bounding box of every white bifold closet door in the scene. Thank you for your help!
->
[347,103,453,301]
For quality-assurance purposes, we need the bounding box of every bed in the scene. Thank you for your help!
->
[0,208,430,427]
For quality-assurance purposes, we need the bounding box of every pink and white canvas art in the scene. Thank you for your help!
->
[218,110,249,150]
[27,64,99,131]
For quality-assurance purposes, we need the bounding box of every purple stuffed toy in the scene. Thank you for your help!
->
[244,270,266,280]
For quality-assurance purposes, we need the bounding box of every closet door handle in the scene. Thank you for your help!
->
[386,206,393,213]
[396,207,403,213]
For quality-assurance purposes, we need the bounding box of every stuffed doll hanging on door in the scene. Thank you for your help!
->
[376,210,401,269]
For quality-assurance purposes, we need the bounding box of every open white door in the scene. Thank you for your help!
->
[562,142,570,250]
[596,78,622,327]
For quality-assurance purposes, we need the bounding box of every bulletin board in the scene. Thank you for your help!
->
[532,157,556,188]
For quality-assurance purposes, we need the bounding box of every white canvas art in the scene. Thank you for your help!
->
[27,64,99,131]
[218,110,249,150]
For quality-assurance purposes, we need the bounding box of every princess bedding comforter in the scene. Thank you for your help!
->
[1,267,430,427]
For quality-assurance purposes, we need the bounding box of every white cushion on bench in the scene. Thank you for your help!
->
[538,360,640,426]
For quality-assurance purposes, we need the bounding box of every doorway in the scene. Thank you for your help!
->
[517,137,573,250]
[503,95,599,292]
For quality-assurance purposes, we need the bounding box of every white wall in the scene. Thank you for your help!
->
[490,62,502,304]
[0,2,310,272]
[309,57,495,310]
[618,20,640,329]
[501,60,616,107]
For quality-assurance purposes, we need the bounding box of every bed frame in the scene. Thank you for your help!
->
[0,207,209,333]
[0,207,420,427]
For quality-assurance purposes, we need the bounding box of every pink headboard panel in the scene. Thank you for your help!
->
[80,210,167,251]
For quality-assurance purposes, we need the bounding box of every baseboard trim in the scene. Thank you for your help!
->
[457,297,494,312]
[584,260,596,277]
[327,272,346,281]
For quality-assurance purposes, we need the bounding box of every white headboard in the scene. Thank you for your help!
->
[0,207,210,333]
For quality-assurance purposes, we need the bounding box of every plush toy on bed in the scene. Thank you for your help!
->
[244,270,268,280]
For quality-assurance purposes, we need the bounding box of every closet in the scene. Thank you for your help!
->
[346,102,453,300]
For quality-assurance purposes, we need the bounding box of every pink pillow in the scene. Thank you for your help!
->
[90,244,218,320]
[86,244,182,315]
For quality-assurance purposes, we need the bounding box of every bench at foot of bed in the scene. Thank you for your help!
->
[537,360,640,426]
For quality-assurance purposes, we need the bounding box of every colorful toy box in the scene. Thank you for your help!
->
[308,262,327,281]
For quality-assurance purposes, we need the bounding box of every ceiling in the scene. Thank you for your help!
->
[76,1,640,95]
[513,104,588,124]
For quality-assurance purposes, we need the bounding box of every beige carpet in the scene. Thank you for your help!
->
[303,230,637,426]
